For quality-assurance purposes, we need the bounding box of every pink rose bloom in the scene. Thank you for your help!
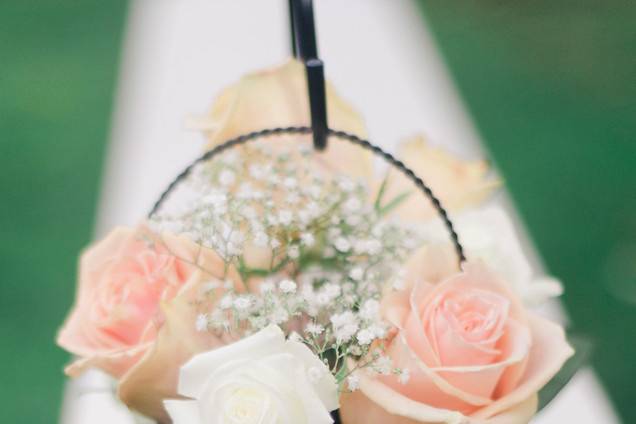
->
[57,225,240,421]
[340,249,573,424]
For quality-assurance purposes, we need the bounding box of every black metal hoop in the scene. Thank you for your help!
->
[148,127,466,265]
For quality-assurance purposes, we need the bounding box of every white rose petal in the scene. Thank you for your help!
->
[422,206,564,306]
[164,325,338,424]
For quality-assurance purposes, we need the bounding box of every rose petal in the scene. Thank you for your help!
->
[117,270,232,422]
[163,399,200,424]
[479,394,537,424]
[340,373,538,424]
[57,227,138,357]
[286,339,339,411]
[198,59,372,181]
[341,369,466,424]
[63,343,150,379]
[384,334,492,412]
[379,136,499,222]
[443,262,529,325]
[471,314,574,419]
[432,319,531,400]
[178,324,285,399]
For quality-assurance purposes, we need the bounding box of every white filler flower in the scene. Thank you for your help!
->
[164,325,339,424]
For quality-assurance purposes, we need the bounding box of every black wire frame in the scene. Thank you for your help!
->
[148,127,466,266]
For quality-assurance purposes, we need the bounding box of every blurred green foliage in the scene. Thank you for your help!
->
[0,1,127,421]
[417,1,636,421]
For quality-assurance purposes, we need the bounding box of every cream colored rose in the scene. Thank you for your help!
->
[57,225,242,422]
[164,325,339,424]
[340,253,573,424]
[377,135,499,222]
[192,59,373,181]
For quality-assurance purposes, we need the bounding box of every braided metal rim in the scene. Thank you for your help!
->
[149,126,466,265]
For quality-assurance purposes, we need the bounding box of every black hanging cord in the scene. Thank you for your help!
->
[289,0,328,151]
[148,127,466,266]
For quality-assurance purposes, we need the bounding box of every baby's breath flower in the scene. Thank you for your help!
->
[323,283,341,299]
[345,215,362,226]
[242,206,257,220]
[283,177,298,189]
[287,245,300,259]
[150,139,424,377]
[253,231,269,248]
[349,267,364,282]
[347,375,360,391]
[195,314,208,332]
[359,299,380,320]
[285,192,301,205]
[332,313,359,343]
[306,323,324,336]
[300,232,315,247]
[356,328,375,346]
[344,197,361,212]
[367,324,387,339]
[233,296,251,311]
[249,164,264,179]
[338,177,356,192]
[219,294,233,310]
[218,169,235,186]
[334,237,351,253]
[279,279,297,294]
[374,356,393,375]
[278,210,293,226]
[259,280,275,294]
[270,308,289,325]
[398,368,411,385]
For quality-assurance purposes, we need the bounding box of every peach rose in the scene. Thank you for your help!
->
[57,225,241,422]
[340,250,573,424]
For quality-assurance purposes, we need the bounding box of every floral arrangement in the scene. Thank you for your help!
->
[58,60,574,424]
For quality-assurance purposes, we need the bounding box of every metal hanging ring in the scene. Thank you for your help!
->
[148,127,466,266]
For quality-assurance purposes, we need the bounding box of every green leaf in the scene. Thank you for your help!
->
[374,174,390,212]
[379,191,413,216]
[538,333,593,411]
[335,362,350,390]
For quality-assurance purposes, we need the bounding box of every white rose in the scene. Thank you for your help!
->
[164,325,338,424]
[422,205,563,306]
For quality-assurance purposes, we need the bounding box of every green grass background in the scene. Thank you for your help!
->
[417,1,636,421]
[0,1,128,422]
[1,1,634,422]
